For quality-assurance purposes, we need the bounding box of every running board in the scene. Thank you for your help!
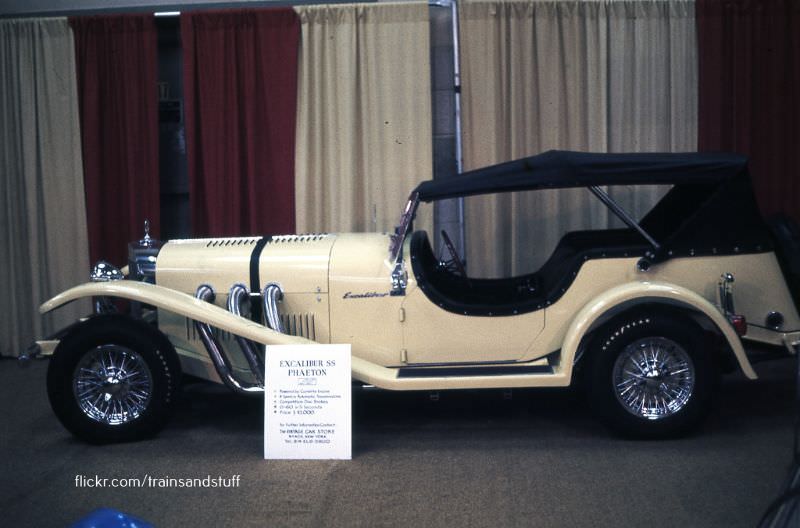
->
[397,364,553,378]
[351,355,570,390]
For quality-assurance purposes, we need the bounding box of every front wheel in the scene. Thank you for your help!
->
[47,315,181,444]
[587,314,714,438]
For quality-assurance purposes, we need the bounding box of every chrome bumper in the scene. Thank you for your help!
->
[18,317,88,367]
[18,342,43,367]
[19,339,60,366]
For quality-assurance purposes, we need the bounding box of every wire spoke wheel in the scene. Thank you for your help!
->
[612,336,695,420]
[49,315,181,443]
[72,344,154,426]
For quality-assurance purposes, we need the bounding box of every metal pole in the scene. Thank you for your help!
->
[450,0,466,259]
[588,186,660,251]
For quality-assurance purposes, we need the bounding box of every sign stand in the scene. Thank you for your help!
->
[264,344,352,460]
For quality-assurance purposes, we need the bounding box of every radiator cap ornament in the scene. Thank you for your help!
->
[128,219,163,283]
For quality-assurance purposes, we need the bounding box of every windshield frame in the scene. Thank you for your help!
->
[389,191,420,262]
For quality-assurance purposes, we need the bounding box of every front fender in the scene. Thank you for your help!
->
[40,282,313,348]
[562,280,756,380]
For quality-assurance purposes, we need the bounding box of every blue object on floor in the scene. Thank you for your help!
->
[70,508,154,528]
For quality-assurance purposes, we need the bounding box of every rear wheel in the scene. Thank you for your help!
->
[47,315,181,444]
[587,314,714,438]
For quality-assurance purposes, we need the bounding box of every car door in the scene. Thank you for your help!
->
[400,282,545,364]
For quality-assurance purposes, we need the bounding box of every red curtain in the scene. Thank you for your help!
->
[181,8,299,237]
[696,0,800,220]
[70,15,160,266]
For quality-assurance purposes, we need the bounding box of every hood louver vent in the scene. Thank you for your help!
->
[271,234,329,244]
[280,313,316,340]
[205,237,261,248]
[201,234,329,248]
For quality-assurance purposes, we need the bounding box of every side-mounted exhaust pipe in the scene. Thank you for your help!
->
[227,283,266,386]
[194,284,263,395]
[262,283,285,333]
[193,282,287,396]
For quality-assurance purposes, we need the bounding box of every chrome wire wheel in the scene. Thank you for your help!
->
[612,336,695,420]
[72,344,154,426]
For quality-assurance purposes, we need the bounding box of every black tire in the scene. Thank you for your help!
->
[587,313,714,439]
[47,315,181,444]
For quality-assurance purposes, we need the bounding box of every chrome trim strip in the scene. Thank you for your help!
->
[748,322,800,333]
[400,353,555,369]
[398,364,553,378]
[403,358,519,368]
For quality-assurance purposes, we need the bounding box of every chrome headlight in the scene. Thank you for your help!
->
[90,261,124,282]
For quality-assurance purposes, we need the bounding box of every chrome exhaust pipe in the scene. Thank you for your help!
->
[194,284,262,395]
[227,283,265,386]
[262,283,285,333]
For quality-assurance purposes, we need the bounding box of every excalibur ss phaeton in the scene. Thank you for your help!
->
[24,150,800,443]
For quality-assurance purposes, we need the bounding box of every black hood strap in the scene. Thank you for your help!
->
[249,236,271,322]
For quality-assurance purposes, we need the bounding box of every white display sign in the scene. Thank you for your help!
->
[264,344,352,460]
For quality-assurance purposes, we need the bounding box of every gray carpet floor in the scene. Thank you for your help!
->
[1,356,797,528]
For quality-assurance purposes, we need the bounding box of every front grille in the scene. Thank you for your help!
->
[280,313,316,340]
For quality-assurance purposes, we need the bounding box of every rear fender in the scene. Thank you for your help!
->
[562,281,756,380]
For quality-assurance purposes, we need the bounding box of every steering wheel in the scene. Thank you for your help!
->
[440,230,468,279]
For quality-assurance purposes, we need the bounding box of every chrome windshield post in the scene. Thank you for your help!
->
[389,192,420,296]
[389,192,420,261]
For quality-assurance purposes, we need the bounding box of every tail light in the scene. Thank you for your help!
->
[729,315,747,336]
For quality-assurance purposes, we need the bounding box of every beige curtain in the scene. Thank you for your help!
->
[460,0,697,277]
[0,18,90,357]
[294,2,433,234]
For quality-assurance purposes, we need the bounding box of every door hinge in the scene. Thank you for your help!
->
[399,307,406,322]
[390,260,407,296]
[400,349,408,364]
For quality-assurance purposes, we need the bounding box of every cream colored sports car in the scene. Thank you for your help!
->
[26,150,800,443]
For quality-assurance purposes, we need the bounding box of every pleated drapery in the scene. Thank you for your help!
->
[182,8,300,237]
[459,0,698,277]
[71,15,160,267]
[697,0,800,221]
[294,2,433,234]
[0,18,89,357]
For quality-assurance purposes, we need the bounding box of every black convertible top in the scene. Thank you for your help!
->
[408,149,771,268]
[414,150,748,202]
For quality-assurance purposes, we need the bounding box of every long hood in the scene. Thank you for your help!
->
[156,234,337,295]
